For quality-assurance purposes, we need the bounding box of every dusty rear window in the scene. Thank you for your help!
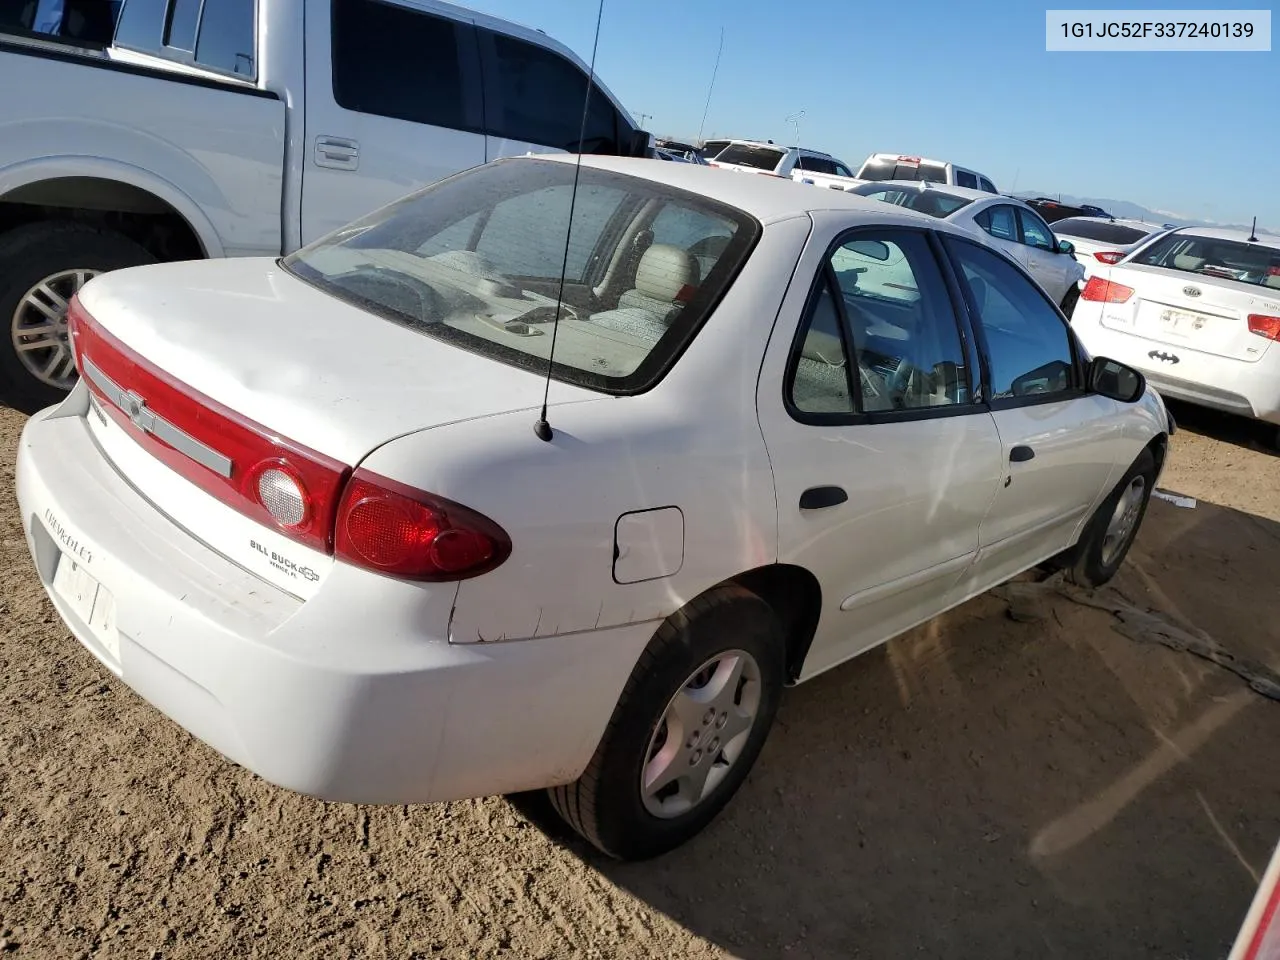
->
[1131,234,1280,289]
[714,144,787,171]
[284,159,760,394]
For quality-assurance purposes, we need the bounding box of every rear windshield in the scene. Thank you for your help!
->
[857,158,947,184]
[283,159,760,394]
[1131,234,1280,289]
[1053,218,1154,245]
[854,186,973,219]
[714,144,787,171]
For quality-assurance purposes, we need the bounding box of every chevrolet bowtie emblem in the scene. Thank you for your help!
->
[1148,350,1180,364]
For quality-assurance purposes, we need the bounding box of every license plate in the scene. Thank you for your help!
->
[52,556,120,662]
[1159,308,1206,335]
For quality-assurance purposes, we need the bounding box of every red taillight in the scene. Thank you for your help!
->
[335,471,510,581]
[69,296,349,553]
[1093,251,1125,264]
[1081,276,1135,303]
[1248,314,1280,342]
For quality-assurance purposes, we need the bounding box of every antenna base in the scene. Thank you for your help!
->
[534,418,553,442]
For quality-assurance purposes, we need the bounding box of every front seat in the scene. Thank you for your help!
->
[589,244,701,344]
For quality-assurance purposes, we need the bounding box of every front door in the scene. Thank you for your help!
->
[1017,207,1075,304]
[756,222,1003,681]
[941,235,1129,594]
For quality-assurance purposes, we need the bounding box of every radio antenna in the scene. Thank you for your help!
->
[697,27,724,144]
[534,0,607,442]
[1248,216,1258,242]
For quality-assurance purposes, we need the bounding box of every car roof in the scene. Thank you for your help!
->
[536,155,943,225]
[1159,225,1280,250]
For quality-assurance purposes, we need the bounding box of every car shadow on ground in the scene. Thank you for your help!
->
[1165,399,1278,457]
[511,497,1280,959]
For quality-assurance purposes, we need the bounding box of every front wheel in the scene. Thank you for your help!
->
[549,585,784,860]
[1065,447,1156,587]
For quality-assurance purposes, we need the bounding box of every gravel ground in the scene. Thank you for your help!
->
[1,400,1277,959]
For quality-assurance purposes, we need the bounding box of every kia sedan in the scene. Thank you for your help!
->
[16,156,1170,860]
[1070,226,1280,448]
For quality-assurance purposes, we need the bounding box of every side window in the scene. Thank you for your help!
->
[975,205,1019,242]
[949,238,1076,401]
[195,0,256,76]
[332,0,471,130]
[472,184,624,281]
[788,231,972,416]
[164,0,201,49]
[790,282,856,414]
[978,177,997,194]
[834,163,854,178]
[797,156,836,176]
[1017,209,1055,251]
[956,170,978,189]
[485,31,618,151]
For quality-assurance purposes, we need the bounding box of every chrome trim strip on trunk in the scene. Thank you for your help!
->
[80,356,234,479]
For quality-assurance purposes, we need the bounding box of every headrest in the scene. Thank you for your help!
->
[634,244,700,303]
[1172,253,1204,271]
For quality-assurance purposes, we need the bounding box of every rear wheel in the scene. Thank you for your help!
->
[0,222,155,413]
[1065,447,1156,587]
[549,585,784,860]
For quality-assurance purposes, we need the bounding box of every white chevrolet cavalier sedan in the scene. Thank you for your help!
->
[16,156,1172,859]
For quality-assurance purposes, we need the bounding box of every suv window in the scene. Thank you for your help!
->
[978,177,997,194]
[975,205,1019,242]
[949,238,1076,402]
[3,0,122,45]
[790,231,973,415]
[956,171,978,189]
[1017,209,1055,251]
[796,155,836,176]
[284,159,759,394]
[714,144,786,171]
[332,0,472,130]
[484,30,619,152]
[834,162,854,178]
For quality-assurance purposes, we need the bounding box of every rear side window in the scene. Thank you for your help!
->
[956,171,978,189]
[484,30,619,152]
[715,144,787,171]
[332,0,471,130]
[194,0,256,76]
[796,155,837,176]
[978,177,997,193]
[2,0,122,46]
[283,159,760,394]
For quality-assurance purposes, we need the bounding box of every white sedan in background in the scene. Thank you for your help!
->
[849,181,1086,314]
[1051,216,1174,285]
[1071,226,1280,447]
[16,156,1170,861]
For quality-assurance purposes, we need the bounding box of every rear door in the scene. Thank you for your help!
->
[301,0,486,244]
[942,235,1127,591]
[756,223,1003,679]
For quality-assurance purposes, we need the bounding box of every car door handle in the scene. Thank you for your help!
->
[315,136,359,170]
[800,486,848,510]
[1009,445,1035,463]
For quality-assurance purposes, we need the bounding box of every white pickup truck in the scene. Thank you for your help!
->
[0,0,651,412]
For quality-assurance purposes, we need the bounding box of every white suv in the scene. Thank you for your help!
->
[708,140,855,180]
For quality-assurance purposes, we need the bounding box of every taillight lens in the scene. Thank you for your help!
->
[335,471,511,581]
[69,296,349,552]
[1247,314,1280,342]
[1081,276,1135,303]
[1093,251,1125,264]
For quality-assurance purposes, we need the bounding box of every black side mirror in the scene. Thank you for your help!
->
[626,129,655,158]
[1057,239,1075,255]
[1087,356,1145,403]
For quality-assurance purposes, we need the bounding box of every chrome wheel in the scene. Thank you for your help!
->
[10,268,98,389]
[1101,474,1146,566]
[640,649,762,819]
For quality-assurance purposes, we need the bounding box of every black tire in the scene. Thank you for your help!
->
[0,221,155,414]
[549,585,785,860]
[1065,447,1156,587]
[1060,284,1080,318]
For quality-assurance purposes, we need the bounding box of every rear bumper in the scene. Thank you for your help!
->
[15,401,652,804]
[1072,305,1280,424]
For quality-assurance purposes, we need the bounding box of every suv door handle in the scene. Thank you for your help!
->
[315,136,359,170]
[1009,445,1035,463]
[800,486,848,510]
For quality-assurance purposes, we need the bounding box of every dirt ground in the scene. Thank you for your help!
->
[0,399,1277,960]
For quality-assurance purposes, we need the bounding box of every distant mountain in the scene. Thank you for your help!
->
[1010,191,1271,235]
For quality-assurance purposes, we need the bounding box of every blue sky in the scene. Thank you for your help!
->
[468,0,1277,229]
